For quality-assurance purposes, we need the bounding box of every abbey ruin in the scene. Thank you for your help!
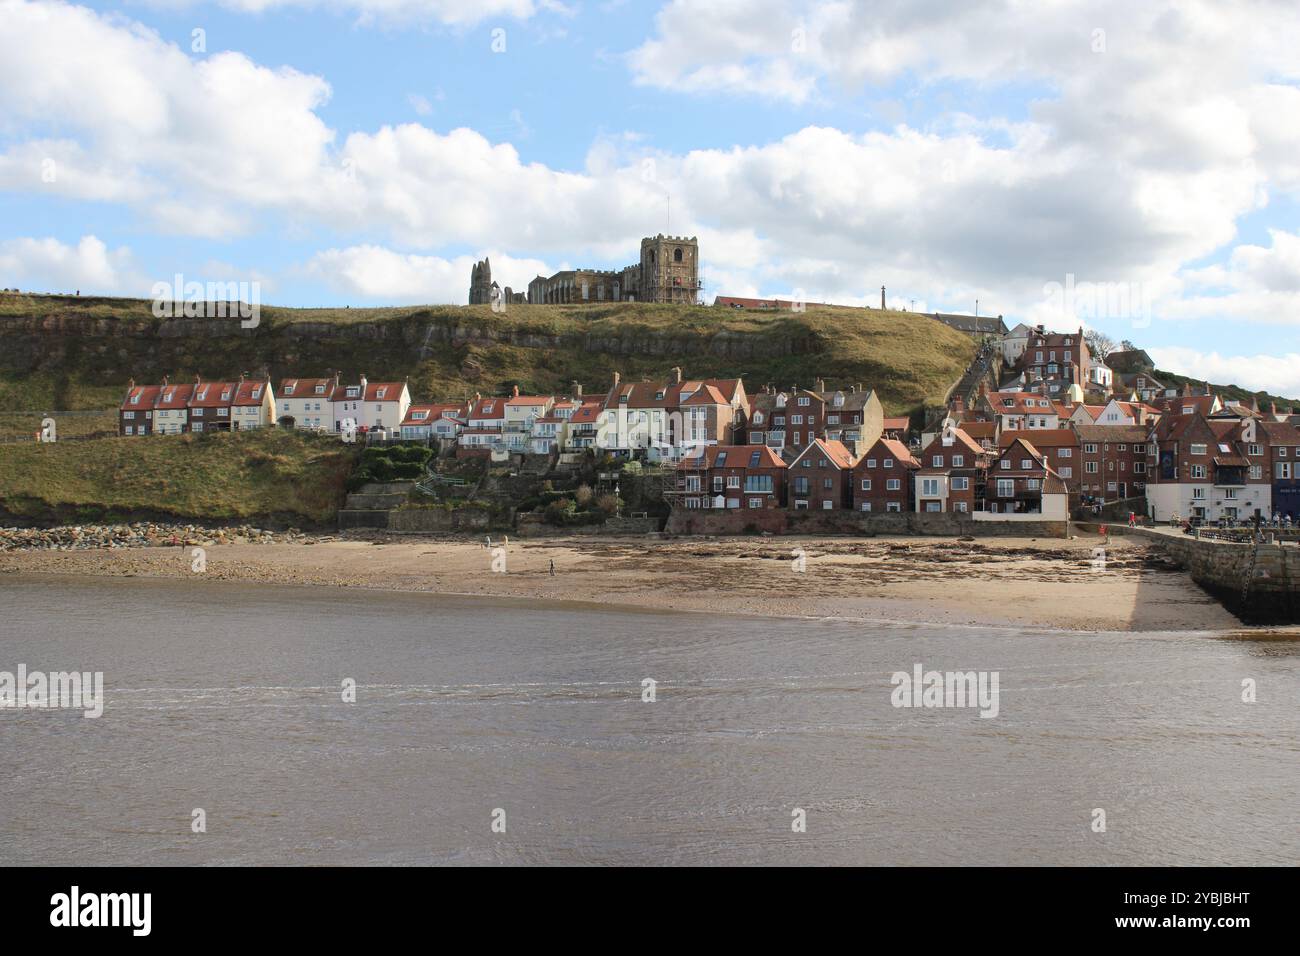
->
[469,235,701,306]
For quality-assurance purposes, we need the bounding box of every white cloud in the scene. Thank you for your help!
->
[0,236,135,293]
[302,245,553,303]
[143,0,546,28]
[1149,347,1300,400]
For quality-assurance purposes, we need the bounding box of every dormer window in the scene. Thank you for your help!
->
[197,388,208,400]
[221,389,232,400]
[776,393,787,407]
[285,385,295,395]
[347,387,360,398]
[377,388,387,400]
[412,411,428,420]
[163,390,174,401]
[130,393,140,404]
[315,384,325,394]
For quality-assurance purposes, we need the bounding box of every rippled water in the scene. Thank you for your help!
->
[1,574,1296,865]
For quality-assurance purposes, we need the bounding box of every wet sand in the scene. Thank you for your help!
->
[0,532,1241,632]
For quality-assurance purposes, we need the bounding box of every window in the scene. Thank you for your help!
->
[1277,463,1293,479]
[1191,464,1206,479]
[1059,448,1072,458]
[748,498,763,509]
[726,475,741,489]
[1190,443,1207,455]
[1248,444,1262,456]
[685,476,701,492]
[1084,443,1098,454]
[792,415,803,425]
[886,478,900,491]
[953,455,964,467]
[822,500,833,510]
[997,479,1014,497]
[1192,487,1205,499]
[883,459,893,468]
[1000,459,1010,470]
[860,502,872,512]
[866,458,877,468]
[887,502,902,512]
[932,455,944,468]
[921,478,940,497]
[798,397,811,406]
[1250,466,1262,480]
[954,501,968,513]
[822,477,833,489]
[1059,467,1072,478]
[861,478,872,491]
[952,477,969,491]
[1021,459,1034,470]
[123,411,135,419]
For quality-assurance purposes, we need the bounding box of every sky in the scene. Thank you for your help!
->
[2,0,1300,395]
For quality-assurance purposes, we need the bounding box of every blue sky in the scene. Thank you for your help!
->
[2,0,1299,394]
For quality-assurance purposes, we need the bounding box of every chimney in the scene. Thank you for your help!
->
[612,371,621,389]
[127,377,135,391]
[881,286,886,310]
[953,396,965,414]
[849,384,857,394]
[1183,382,1192,397]
[162,375,169,387]
[359,373,368,394]
[815,378,825,393]
[572,380,582,398]
[194,374,201,385]
[671,366,682,384]
[474,392,481,402]
[512,384,520,398]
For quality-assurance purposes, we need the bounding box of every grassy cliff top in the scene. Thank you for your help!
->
[0,294,979,416]
[0,429,355,526]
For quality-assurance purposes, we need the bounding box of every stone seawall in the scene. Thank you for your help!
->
[1129,527,1298,624]
[664,509,1068,538]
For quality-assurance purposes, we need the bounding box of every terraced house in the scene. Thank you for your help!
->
[674,444,786,510]
[915,427,987,513]
[787,438,857,510]
[1144,410,1269,523]
[852,437,920,513]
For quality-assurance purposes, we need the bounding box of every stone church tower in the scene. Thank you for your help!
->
[469,258,493,305]
[633,235,699,304]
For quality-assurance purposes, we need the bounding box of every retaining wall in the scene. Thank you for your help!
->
[664,509,1067,538]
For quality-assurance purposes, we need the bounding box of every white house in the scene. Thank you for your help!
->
[278,376,337,431]
[331,375,410,433]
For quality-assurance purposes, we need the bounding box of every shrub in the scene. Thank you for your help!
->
[595,494,622,516]
[574,483,594,506]
[544,497,576,525]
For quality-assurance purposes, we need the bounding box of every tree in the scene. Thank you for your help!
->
[1084,329,1116,359]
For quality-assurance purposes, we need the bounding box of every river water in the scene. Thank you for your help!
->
[1,574,1296,865]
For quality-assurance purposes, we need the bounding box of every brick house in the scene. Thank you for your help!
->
[1073,423,1148,502]
[915,428,988,513]
[1144,412,1270,523]
[852,437,920,512]
[1262,421,1300,520]
[674,444,786,510]
[187,378,237,433]
[787,438,857,510]
[119,380,162,435]
[986,437,1058,515]
[999,429,1080,494]
[1015,326,1091,398]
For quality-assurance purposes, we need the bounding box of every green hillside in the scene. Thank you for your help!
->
[0,293,976,418]
[0,429,355,527]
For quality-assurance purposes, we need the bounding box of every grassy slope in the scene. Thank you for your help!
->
[1151,368,1299,413]
[0,429,356,526]
[0,294,975,416]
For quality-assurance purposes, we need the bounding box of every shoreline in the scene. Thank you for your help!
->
[0,532,1253,633]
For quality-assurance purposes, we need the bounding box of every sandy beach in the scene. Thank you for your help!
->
[0,531,1244,632]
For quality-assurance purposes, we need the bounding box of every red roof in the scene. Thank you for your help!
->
[188,381,238,408]
[469,398,505,420]
[680,444,784,469]
[998,428,1078,449]
[681,384,729,406]
[791,438,856,469]
[154,383,195,410]
[570,401,603,424]
[859,437,920,468]
[232,379,270,406]
[279,377,335,398]
[882,416,910,432]
[121,384,162,411]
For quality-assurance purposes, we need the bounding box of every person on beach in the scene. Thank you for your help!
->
[1127,512,1136,528]
[485,535,491,550]
[549,559,555,576]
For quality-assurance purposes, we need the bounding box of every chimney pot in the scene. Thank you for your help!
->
[671,366,682,384]
[612,371,621,388]
[512,384,520,398]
